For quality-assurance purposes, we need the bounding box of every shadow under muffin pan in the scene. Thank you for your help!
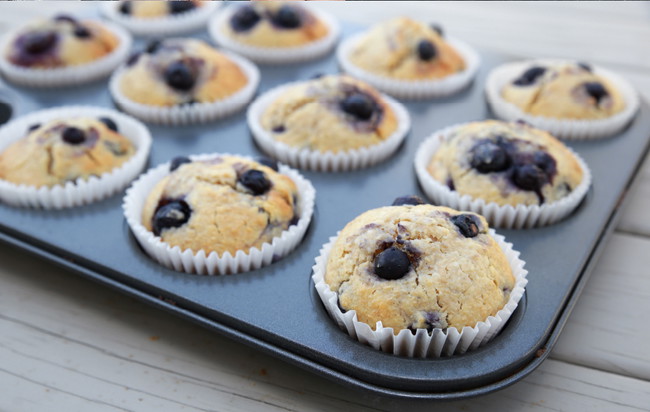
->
[0,20,649,404]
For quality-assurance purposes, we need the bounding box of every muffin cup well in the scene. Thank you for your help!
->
[312,229,527,358]
[247,83,411,172]
[102,1,221,37]
[0,22,132,88]
[109,50,260,125]
[208,7,340,65]
[122,153,316,275]
[414,123,592,229]
[485,59,640,140]
[0,106,152,209]
[337,33,481,100]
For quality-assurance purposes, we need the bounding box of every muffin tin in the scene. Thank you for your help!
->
[0,20,649,403]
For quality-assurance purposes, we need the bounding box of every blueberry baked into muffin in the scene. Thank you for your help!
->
[0,117,135,187]
[501,62,626,120]
[221,1,330,48]
[426,120,584,206]
[118,38,248,107]
[116,0,204,19]
[347,17,465,80]
[324,204,515,333]
[141,155,299,256]
[260,75,398,153]
[4,14,119,68]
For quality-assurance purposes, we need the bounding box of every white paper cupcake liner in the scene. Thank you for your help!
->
[313,229,527,358]
[208,6,340,65]
[414,123,593,229]
[102,1,221,37]
[109,50,260,125]
[122,153,316,275]
[485,59,640,140]
[247,83,411,172]
[337,33,481,100]
[0,106,152,209]
[0,21,132,88]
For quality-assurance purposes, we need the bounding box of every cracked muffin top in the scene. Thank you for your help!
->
[0,117,135,187]
[141,155,299,256]
[5,14,120,68]
[118,38,248,107]
[116,0,204,19]
[501,61,625,119]
[427,120,584,206]
[260,75,398,153]
[347,17,465,80]
[221,1,330,48]
[324,204,514,333]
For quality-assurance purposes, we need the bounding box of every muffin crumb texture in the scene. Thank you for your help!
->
[141,156,299,256]
[0,117,135,187]
[427,120,584,206]
[324,205,514,333]
[348,17,465,80]
[261,75,398,153]
[501,62,625,119]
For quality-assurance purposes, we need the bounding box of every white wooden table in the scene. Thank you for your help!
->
[2,2,650,411]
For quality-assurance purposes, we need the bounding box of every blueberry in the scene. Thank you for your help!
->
[515,119,531,126]
[145,39,162,54]
[374,247,411,280]
[273,5,301,29]
[470,141,510,173]
[0,101,10,126]
[451,214,481,238]
[152,200,191,236]
[230,6,260,32]
[532,151,556,174]
[392,195,425,206]
[584,82,609,104]
[118,1,132,15]
[54,14,77,24]
[430,23,444,37]
[61,127,86,145]
[513,66,546,86]
[310,72,325,80]
[170,156,191,172]
[416,39,437,61]
[169,1,196,14]
[23,32,57,54]
[577,62,592,72]
[28,123,41,132]
[239,170,271,195]
[424,311,445,331]
[126,52,141,66]
[513,163,548,191]
[340,93,375,121]
[164,61,195,91]
[256,157,279,172]
[73,25,91,39]
[98,117,118,132]
[272,125,286,133]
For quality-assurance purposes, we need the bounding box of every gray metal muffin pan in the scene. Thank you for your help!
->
[0,21,648,404]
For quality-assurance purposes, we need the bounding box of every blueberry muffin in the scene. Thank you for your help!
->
[118,38,248,106]
[117,0,204,19]
[5,14,119,68]
[427,120,584,206]
[0,117,135,187]
[260,75,398,153]
[324,204,514,333]
[222,1,330,48]
[141,156,299,256]
[347,17,465,80]
[501,62,626,120]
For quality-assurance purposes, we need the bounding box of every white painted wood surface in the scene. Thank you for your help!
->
[1,2,650,411]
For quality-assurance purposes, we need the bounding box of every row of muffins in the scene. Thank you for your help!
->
[0,6,639,358]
